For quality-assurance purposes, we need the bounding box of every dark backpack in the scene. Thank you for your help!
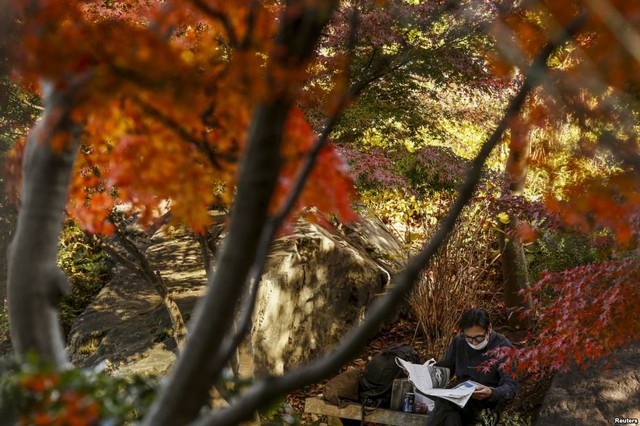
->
[358,344,420,408]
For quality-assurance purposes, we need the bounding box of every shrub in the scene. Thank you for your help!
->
[0,355,158,425]
[0,220,108,354]
[358,188,452,242]
[393,146,468,196]
[525,230,609,283]
[57,221,110,337]
[259,402,300,425]
[409,202,500,358]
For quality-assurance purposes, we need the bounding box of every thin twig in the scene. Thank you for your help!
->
[190,0,239,47]
[241,0,260,49]
[101,242,146,278]
[132,96,229,170]
[8,90,44,112]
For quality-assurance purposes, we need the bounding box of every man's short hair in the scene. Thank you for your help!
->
[459,308,491,331]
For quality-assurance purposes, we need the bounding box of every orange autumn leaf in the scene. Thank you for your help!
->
[274,107,358,224]
[9,0,357,235]
[503,12,548,60]
[516,222,537,243]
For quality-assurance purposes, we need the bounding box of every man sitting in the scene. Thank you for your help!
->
[426,308,518,426]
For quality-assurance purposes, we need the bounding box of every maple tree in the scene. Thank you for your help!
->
[479,0,640,378]
[5,1,377,424]
[4,0,640,424]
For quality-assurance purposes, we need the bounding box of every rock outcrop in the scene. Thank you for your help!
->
[67,215,406,376]
[67,226,206,375]
[536,340,640,425]
[252,218,404,374]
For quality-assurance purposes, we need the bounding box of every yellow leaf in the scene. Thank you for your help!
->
[497,212,510,224]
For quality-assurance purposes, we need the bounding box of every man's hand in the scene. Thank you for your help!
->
[472,385,492,400]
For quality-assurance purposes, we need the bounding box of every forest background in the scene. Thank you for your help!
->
[0,0,640,425]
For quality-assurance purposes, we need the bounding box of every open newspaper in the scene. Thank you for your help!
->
[396,358,482,408]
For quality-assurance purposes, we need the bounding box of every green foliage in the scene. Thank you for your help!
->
[394,153,459,195]
[0,77,40,145]
[523,121,612,200]
[57,221,110,336]
[333,77,509,162]
[348,143,478,249]
[359,188,450,234]
[332,83,426,151]
[501,412,534,426]
[0,306,9,352]
[0,354,158,425]
[526,230,608,283]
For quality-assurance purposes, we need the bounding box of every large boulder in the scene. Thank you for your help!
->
[251,218,404,374]
[67,215,405,376]
[536,340,640,425]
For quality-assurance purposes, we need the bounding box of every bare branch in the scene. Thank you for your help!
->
[8,89,44,112]
[112,221,155,281]
[189,0,239,47]
[101,242,146,278]
[110,218,188,349]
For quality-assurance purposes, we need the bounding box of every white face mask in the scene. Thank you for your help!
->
[467,335,489,350]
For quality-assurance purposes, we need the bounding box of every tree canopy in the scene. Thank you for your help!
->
[2,0,640,424]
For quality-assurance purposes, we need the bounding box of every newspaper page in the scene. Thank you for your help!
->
[395,358,450,389]
[417,381,477,408]
[396,358,479,408]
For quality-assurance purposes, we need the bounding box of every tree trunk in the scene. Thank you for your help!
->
[499,119,534,329]
[142,99,288,426]
[0,164,16,312]
[1,4,27,315]
[499,221,532,327]
[196,230,219,282]
[7,83,80,368]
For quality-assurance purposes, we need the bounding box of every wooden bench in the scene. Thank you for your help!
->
[304,397,428,426]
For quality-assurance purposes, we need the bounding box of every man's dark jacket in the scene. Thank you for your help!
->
[435,331,518,402]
